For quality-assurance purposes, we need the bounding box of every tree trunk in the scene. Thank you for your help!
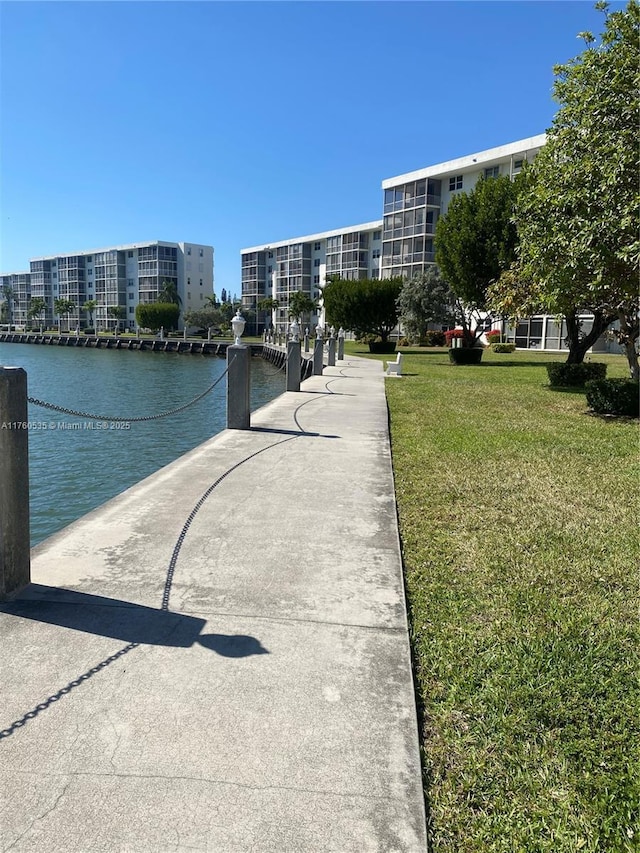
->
[565,310,613,364]
[616,307,640,381]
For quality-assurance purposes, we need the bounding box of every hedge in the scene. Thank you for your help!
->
[546,362,607,387]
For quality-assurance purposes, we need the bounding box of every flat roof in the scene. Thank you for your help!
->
[29,240,213,262]
[381,134,547,188]
[241,221,383,254]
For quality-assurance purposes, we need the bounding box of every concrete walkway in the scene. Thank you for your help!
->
[0,356,427,852]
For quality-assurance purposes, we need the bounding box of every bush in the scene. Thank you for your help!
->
[421,330,446,347]
[491,342,516,353]
[585,378,639,417]
[398,337,411,347]
[485,329,502,343]
[546,362,607,387]
[449,347,483,365]
[444,329,465,346]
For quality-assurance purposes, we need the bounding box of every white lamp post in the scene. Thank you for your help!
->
[231,309,246,346]
[289,318,300,342]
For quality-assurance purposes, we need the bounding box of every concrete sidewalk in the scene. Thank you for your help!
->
[0,356,427,852]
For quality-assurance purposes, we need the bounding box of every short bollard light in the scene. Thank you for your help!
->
[289,318,300,342]
[231,309,246,346]
[329,326,336,338]
[337,327,345,360]
[327,325,337,366]
[316,324,324,340]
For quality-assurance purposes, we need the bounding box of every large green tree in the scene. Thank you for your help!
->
[1,285,14,330]
[28,296,47,330]
[494,1,639,372]
[158,280,182,306]
[322,276,403,343]
[397,267,454,343]
[435,174,520,346]
[183,306,223,333]
[135,302,180,333]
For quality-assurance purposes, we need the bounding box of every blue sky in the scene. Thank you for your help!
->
[0,1,618,297]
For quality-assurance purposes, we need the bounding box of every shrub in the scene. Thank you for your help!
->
[546,361,607,387]
[485,329,502,343]
[421,330,446,347]
[491,342,516,353]
[444,329,465,346]
[585,378,639,417]
[449,347,483,365]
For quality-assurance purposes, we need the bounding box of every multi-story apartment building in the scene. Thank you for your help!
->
[240,133,618,353]
[380,135,546,280]
[1,241,214,331]
[0,271,32,327]
[241,222,382,333]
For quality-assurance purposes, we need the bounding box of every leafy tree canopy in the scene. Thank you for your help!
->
[397,267,454,342]
[435,174,520,312]
[287,291,318,321]
[491,0,639,370]
[158,280,181,306]
[322,276,403,342]
[183,306,223,331]
[135,302,180,332]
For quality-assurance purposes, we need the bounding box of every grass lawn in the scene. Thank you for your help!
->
[347,343,639,853]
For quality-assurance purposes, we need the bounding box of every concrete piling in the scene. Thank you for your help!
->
[0,367,31,599]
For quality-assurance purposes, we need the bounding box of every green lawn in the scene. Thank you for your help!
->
[348,343,639,853]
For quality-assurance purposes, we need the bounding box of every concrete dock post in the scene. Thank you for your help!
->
[313,333,324,376]
[286,340,301,392]
[328,336,336,367]
[0,367,31,599]
[226,345,251,429]
[337,328,345,360]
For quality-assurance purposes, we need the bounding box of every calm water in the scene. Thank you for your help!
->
[0,343,286,546]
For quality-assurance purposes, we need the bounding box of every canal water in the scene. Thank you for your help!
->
[0,344,286,546]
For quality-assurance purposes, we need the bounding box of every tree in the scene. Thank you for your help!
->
[82,299,97,327]
[135,302,180,333]
[54,297,75,332]
[435,174,520,347]
[397,268,455,343]
[287,291,318,326]
[1,285,14,331]
[183,306,223,334]
[158,280,181,306]
[497,1,639,373]
[28,297,47,331]
[204,293,219,308]
[108,305,126,332]
[220,288,227,304]
[322,276,403,343]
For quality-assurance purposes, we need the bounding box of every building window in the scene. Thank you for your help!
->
[313,275,320,284]
[86,256,92,262]
[128,279,134,287]
[199,279,203,286]
[372,249,381,259]
[187,248,191,255]
[373,231,381,240]
[485,166,500,179]
[314,258,320,267]
[314,242,321,251]
[199,249,203,257]
[268,265,272,273]
[128,307,134,314]
[129,293,134,300]
[268,251,273,258]
[200,293,203,300]
[187,277,191,285]
[128,251,133,258]
[449,175,463,191]
[188,291,191,299]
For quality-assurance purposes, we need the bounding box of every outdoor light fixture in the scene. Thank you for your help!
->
[231,309,246,345]
[338,327,345,339]
[316,324,324,340]
[289,318,300,342]
[329,325,336,338]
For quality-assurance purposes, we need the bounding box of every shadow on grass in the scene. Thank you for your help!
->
[546,385,589,395]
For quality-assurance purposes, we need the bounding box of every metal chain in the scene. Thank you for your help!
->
[27,362,233,423]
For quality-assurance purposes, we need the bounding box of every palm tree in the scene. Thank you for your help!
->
[1,285,14,331]
[82,299,97,329]
[288,291,318,330]
[108,305,126,333]
[158,280,182,306]
[28,297,47,332]
[54,298,75,333]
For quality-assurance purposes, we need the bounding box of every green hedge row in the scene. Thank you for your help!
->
[546,361,607,387]
[585,378,639,417]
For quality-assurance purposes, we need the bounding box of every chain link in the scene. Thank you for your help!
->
[27,362,233,423]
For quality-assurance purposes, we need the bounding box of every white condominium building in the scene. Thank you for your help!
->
[241,222,383,333]
[380,135,546,281]
[241,135,547,335]
[1,240,214,332]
